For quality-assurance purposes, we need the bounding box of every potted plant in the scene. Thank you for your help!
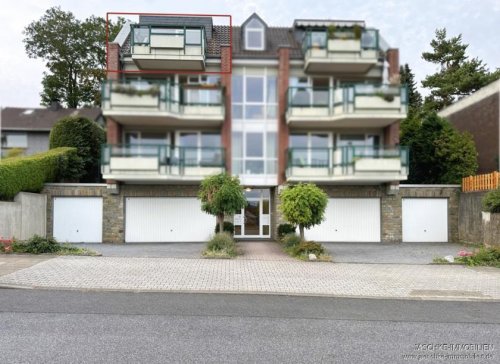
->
[353,25,362,40]
[327,25,336,39]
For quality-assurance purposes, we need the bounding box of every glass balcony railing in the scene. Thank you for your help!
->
[286,146,409,179]
[101,80,225,118]
[302,28,379,53]
[131,24,206,57]
[286,84,408,118]
[101,144,225,179]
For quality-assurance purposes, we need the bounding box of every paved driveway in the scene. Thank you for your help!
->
[323,242,469,264]
[71,243,205,258]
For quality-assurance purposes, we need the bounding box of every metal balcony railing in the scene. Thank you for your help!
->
[101,144,225,177]
[286,145,409,177]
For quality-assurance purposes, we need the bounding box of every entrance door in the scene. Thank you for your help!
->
[234,189,270,238]
[244,199,260,235]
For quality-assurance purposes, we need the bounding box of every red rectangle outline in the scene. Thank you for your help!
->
[106,12,232,75]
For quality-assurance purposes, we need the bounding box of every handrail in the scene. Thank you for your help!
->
[101,144,225,168]
[286,145,409,171]
[101,79,224,107]
[302,28,379,51]
[286,84,408,112]
[130,24,207,56]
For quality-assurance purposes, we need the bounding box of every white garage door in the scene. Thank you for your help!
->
[306,198,381,242]
[402,198,448,242]
[53,197,103,243]
[125,198,215,243]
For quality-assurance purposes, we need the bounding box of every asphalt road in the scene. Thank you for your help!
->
[0,289,498,363]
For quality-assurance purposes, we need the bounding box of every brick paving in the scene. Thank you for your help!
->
[0,255,498,300]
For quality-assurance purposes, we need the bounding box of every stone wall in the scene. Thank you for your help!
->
[0,192,46,240]
[458,192,486,244]
[43,183,461,244]
[483,213,500,247]
[459,191,500,246]
[43,183,199,243]
[272,184,460,244]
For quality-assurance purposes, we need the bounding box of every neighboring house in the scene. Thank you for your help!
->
[0,103,103,157]
[439,79,500,174]
[52,13,469,246]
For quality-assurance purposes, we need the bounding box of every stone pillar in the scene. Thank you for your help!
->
[220,45,232,173]
[277,46,290,185]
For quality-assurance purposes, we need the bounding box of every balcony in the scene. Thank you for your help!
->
[101,80,225,126]
[130,25,206,71]
[286,146,409,184]
[101,145,225,182]
[302,28,379,73]
[286,84,407,128]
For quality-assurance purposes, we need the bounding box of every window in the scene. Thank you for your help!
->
[185,29,202,45]
[133,27,149,44]
[246,77,264,102]
[246,133,263,157]
[178,132,222,166]
[244,18,265,50]
[4,133,28,148]
[125,132,168,145]
[290,133,331,167]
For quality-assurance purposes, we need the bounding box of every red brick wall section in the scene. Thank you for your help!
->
[386,48,399,82]
[278,47,290,184]
[107,43,120,80]
[384,122,400,146]
[384,49,401,148]
[106,117,122,145]
[220,45,232,172]
[446,94,500,173]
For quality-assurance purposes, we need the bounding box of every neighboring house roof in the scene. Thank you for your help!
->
[439,79,500,117]
[1,107,102,131]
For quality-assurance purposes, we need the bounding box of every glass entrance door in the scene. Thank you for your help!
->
[244,200,260,235]
[234,189,270,238]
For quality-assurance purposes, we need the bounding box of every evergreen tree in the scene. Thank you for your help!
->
[399,64,423,118]
[421,28,500,112]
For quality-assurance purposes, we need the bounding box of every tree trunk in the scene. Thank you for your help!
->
[218,214,224,234]
[299,225,304,241]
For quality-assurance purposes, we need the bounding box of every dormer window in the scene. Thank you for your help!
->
[244,17,265,51]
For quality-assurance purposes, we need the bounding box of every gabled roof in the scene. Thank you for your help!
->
[1,107,102,131]
[241,13,268,30]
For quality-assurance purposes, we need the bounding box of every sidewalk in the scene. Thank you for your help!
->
[0,254,499,301]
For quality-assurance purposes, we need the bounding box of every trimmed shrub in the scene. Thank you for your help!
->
[278,223,296,239]
[206,232,236,256]
[215,221,235,235]
[12,235,60,254]
[282,233,302,248]
[0,147,82,200]
[49,116,105,182]
[291,241,325,257]
[482,189,500,213]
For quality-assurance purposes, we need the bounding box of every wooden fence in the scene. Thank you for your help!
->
[462,171,500,192]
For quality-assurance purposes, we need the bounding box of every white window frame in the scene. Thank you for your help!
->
[289,132,332,165]
[244,20,265,51]
[175,130,221,163]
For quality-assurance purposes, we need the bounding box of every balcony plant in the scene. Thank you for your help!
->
[353,25,362,40]
[374,90,395,102]
[112,84,161,97]
[327,25,336,40]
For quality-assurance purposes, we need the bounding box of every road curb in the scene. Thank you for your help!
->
[1,283,498,302]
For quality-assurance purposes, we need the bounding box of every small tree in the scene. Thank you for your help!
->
[279,183,328,240]
[49,116,105,182]
[198,173,247,234]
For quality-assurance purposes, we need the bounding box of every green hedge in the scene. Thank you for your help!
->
[0,147,81,200]
[482,189,500,213]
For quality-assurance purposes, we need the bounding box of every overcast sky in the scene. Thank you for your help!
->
[0,0,499,108]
